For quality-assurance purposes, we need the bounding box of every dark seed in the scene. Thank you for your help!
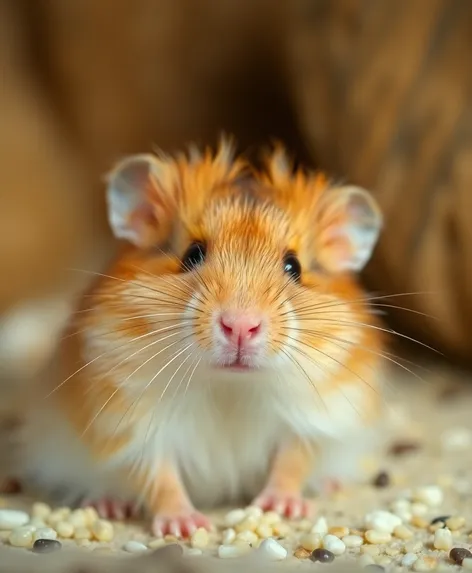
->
[430,515,451,526]
[310,548,335,563]
[388,441,421,456]
[32,539,62,554]
[450,547,472,564]
[372,471,390,488]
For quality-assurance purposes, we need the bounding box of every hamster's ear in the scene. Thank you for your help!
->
[314,185,382,273]
[105,154,168,248]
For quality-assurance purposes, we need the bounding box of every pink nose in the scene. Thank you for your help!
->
[219,312,263,344]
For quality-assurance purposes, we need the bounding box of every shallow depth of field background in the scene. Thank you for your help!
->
[1,0,472,394]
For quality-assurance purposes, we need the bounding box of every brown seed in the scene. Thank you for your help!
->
[294,546,311,559]
[373,471,390,488]
[389,441,421,456]
[450,547,472,564]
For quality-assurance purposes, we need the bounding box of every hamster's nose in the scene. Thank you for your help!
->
[219,312,263,344]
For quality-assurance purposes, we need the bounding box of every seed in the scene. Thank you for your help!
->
[433,528,452,550]
[259,511,281,526]
[245,506,263,519]
[440,427,472,451]
[445,516,465,531]
[365,530,392,544]
[389,441,421,456]
[373,471,390,488]
[358,554,376,567]
[224,509,246,528]
[463,558,472,570]
[311,516,329,535]
[235,516,258,533]
[404,540,423,554]
[255,524,272,538]
[322,534,346,555]
[310,548,335,563]
[123,540,148,553]
[74,526,92,540]
[361,544,380,556]
[365,510,401,534]
[83,507,99,527]
[430,515,451,525]
[329,526,349,538]
[0,509,30,530]
[272,522,290,537]
[294,546,311,559]
[32,503,51,520]
[32,527,57,542]
[235,530,257,545]
[449,547,472,564]
[92,520,114,542]
[402,553,419,567]
[32,539,62,553]
[218,544,250,558]
[413,486,443,507]
[393,525,413,540]
[411,516,429,529]
[9,526,34,547]
[68,509,87,528]
[343,534,364,548]
[258,538,287,560]
[300,533,321,551]
[222,528,236,544]
[148,538,166,549]
[385,545,401,556]
[413,557,437,571]
[164,534,178,542]
[190,527,209,549]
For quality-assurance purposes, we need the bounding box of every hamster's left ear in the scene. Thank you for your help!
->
[314,185,383,274]
[105,154,172,248]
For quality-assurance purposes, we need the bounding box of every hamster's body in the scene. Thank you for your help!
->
[16,140,386,536]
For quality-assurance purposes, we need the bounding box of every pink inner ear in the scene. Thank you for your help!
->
[126,202,159,247]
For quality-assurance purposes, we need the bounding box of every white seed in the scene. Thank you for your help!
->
[259,511,281,526]
[411,502,428,516]
[412,486,443,507]
[342,534,364,548]
[0,509,30,530]
[402,553,419,567]
[92,520,114,542]
[364,510,402,533]
[393,524,414,540]
[445,516,465,530]
[32,527,57,542]
[365,529,392,544]
[300,532,321,551]
[224,509,246,527]
[311,516,328,535]
[186,548,203,556]
[272,522,290,537]
[255,524,272,539]
[222,528,236,544]
[83,507,99,527]
[235,530,258,545]
[235,516,258,533]
[9,526,34,547]
[245,506,263,519]
[462,558,472,570]
[258,538,288,561]
[433,527,452,550]
[56,521,74,539]
[28,518,46,528]
[190,527,209,549]
[74,526,92,540]
[358,554,376,567]
[68,509,87,528]
[31,503,51,520]
[123,540,148,553]
[218,544,250,558]
[322,534,346,555]
[413,557,437,571]
[148,538,166,549]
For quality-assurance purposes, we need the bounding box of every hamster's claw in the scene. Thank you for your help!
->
[81,498,140,521]
[152,511,211,539]
[253,490,314,520]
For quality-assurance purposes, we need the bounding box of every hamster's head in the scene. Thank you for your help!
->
[104,139,382,374]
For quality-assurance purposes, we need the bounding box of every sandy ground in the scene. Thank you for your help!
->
[1,363,472,571]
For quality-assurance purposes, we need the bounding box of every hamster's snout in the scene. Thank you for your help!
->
[213,309,267,370]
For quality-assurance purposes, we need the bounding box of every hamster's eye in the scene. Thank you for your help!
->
[181,242,206,271]
[283,252,301,282]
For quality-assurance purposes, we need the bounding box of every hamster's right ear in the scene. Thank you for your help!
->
[105,154,171,248]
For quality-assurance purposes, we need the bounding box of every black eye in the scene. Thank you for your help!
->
[181,242,206,271]
[283,252,302,282]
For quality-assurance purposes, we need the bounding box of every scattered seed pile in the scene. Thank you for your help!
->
[1,370,472,571]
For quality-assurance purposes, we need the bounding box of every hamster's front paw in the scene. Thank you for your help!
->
[152,510,211,538]
[253,487,314,519]
[81,497,141,520]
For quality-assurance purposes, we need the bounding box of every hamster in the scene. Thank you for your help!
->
[15,138,386,538]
